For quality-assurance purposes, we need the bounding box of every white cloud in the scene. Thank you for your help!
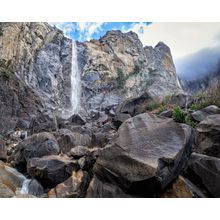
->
[76,22,104,41]
[128,22,220,59]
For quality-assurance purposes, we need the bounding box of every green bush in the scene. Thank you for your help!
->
[190,99,217,111]
[0,59,13,79]
[172,106,186,123]
[185,115,198,128]
[116,68,126,89]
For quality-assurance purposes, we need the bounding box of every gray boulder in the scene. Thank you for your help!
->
[112,113,131,129]
[11,132,60,171]
[183,153,220,197]
[27,155,79,188]
[191,105,220,122]
[93,113,193,197]
[195,114,220,158]
[69,146,90,159]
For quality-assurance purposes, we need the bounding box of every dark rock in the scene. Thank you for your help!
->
[11,132,60,172]
[70,146,90,159]
[27,155,79,188]
[78,154,97,171]
[118,93,152,116]
[0,137,7,160]
[56,129,92,153]
[93,113,193,197]
[28,179,44,197]
[48,170,90,198]
[183,153,220,197]
[112,113,131,129]
[69,114,86,125]
[91,132,107,148]
[159,110,173,118]
[195,114,220,158]
[170,92,193,108]
[30,113,58,134]
[161,175,206,198]
[191,105,220,122]
[86,175,133,198]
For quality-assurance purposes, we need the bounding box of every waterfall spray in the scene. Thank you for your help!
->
[70,40,81,114]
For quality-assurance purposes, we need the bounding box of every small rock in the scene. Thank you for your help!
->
[112,113,131,129]
[69,114,86,125]
[159,110,173,118]
[70,146,90,159]
[28,179,44,197]
[0,137,7,160]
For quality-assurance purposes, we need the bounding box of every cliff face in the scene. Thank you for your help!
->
[0,22,182,134]
[0,22,72,112]
[79,30,182,109]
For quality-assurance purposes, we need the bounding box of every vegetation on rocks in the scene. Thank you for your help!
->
[0,59,13,79]
[172,106,186,123]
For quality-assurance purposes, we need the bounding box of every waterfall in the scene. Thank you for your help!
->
[70,40,81,114]
[20,179,31,194]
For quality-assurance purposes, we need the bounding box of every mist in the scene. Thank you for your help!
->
[174,45,220,81]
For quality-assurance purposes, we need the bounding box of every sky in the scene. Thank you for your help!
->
[51,22,220,79]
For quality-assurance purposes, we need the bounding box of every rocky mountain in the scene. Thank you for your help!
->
[80,30,182,109]
[1,22,219,198]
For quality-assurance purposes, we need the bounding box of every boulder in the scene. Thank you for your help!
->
[93,113,193,197]
[0,161,25,197]
[112,113,131,129]
[117,93,152,116]
[69,146,90,159]
[0,137,7,160]
[170,92,193,108]
[161,175,206,198]
[191,105,220,122]
[86,175,133,198]
[48,170,90,198]
[27,155,79,188]
[69,114,86,125]
[29,113,58,135]
[28,179,44,197]
[91,132,107,148]
[195,114,220,158]
[183,153,220,197]
[159,110,173,118]
[11,132,60,172]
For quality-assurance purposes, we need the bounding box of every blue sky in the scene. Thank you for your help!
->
[51,22,220,59]
[50,22,151,41]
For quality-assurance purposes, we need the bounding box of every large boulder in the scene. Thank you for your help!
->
[92,113,193,197]
[183,153,220,197]
[48,170,90,198]
[56,129,92,153]
[29,113,58,135]
[195,114,220,158]
[11,132,60,171]
[27,155,79,188]
[191,105,220,122]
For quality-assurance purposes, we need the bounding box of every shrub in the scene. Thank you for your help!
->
[0,59,13,79]
[116,68,126,89]
[190,99,217,111]
[185,115,198,128]
[172,106,186,123]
